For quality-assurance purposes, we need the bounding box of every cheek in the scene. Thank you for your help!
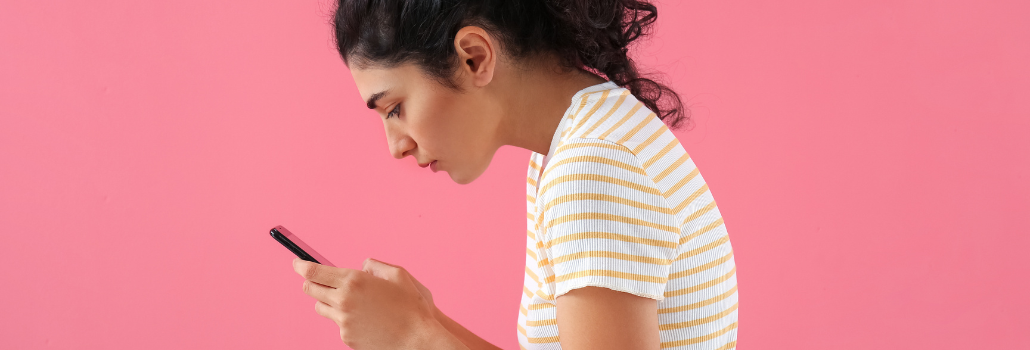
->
[412,99,481,156]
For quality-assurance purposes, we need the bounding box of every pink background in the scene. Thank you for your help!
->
[1,0,1028,348]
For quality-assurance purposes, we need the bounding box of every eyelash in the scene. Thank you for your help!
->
[386,104,401,119]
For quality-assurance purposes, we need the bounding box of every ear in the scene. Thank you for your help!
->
[453,26,497,88]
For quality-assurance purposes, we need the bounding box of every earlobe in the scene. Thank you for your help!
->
[453,26,495,87]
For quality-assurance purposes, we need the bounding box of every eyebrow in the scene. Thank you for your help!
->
[366,90,388,110]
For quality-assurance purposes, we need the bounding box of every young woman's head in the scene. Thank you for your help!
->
[333,0,687,184]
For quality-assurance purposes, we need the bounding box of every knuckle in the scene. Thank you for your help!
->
[342,275,361,290]
[304,266,319,280]
[338,294,356,312]
[329,292,345,307]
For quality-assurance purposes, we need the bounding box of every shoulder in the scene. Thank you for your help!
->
[562,87,674,162]
[537,137,669,218]
[540,138,647,190]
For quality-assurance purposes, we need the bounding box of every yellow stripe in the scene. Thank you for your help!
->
[540,155,646,183]
[525,266,540,285]
[618,114,654,144]
[523,286,534,298]
[526,318,557,327]
[542,193,673,216]
[659,302,738,331]
[526,248,538,261]
[547,212,680,234]
[670,251,734,279]
[527,212,535,220]
[653,152,690,183]
[552,250,672,265]
[567,90,612,137]
[527,176,537,187]
[660,321,738,348]
[674,183,709,213]
[632,124,669,154]
[599,103,644,139]
[679,217,725,245]
[682,200,717,224]
[553,269,667,284]
[676,235,730,262]
[527,229,536,240]
[664,266,736,297]
[528,303,555,310]
[527,195,536,204]
[535,289,553,301]
[529,160,541,172]
[554,141,629,155]
[520,305,528,316]
[538,174,662,197]
[662,168,700,198]
[561,91,597,140]
[529,335,560,344]
[715,340,737,350]
[579,91,631,136]
[546,231,678,249]
[643,137,680,169]
[658,285,738,314]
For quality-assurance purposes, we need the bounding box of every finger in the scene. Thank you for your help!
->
[294,258,353,288]
[361,258,404,281]
[314,300,342,326]
[301,279,339,307]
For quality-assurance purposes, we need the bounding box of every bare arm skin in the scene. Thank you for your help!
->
[294,258,658,349]
[556,286,661,350]
[432,309,504,350]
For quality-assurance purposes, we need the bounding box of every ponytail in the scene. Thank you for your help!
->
[542,0,687,129]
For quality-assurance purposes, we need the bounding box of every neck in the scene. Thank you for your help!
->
[492,59,607,156]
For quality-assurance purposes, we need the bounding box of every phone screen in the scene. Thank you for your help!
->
[270,225,335,267]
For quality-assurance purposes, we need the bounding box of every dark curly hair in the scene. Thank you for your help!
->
[332,0,688,130]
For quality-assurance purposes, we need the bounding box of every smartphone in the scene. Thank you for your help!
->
[270,225,335,267]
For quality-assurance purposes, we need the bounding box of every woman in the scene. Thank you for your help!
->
[291,0,739,349]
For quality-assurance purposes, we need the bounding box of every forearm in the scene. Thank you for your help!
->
[412,317,472,350]
[433,308,503,350]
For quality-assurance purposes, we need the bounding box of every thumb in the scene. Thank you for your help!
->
[362,258,405,281]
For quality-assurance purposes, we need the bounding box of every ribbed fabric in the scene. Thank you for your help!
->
[518,82,738,350]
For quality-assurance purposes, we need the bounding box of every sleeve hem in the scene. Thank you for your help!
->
[554,280,666,302]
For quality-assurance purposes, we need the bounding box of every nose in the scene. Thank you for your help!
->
[385,121,415,160]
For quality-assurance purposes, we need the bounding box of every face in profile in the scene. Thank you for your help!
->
[349,62,503,184]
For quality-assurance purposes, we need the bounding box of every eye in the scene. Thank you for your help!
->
[386,103,401,119]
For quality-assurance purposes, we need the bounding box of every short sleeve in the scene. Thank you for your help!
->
[537,138,680,301]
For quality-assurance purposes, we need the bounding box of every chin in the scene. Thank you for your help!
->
[448,171,477,185]
[447,163,489,185]
[447,152,495,185]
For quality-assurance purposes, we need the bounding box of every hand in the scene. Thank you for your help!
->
[292,257,443,349]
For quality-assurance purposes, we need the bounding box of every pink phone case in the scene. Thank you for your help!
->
[270,225,335,267]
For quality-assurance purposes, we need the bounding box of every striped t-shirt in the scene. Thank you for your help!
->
[518,82,738,349]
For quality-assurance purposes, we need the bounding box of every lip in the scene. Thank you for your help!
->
[418,160,437,171]
[429,160,439,173]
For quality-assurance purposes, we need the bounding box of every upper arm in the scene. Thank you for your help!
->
[538,139,679,299]
[556,286,660,350]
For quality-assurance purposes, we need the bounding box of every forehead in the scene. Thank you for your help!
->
[348,62,424,102]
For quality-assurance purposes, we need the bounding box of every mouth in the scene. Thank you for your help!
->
[418,160,439,172]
